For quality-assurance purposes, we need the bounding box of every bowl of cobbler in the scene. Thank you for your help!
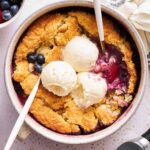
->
[5,0,148,144]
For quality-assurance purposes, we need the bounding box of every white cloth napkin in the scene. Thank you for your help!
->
[116,0,150,57]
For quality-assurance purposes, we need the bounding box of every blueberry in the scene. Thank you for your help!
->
[34,64,42,73]
[1,0,10,10]
[36,54,45,65]
[2,10,12,21]
[27,53,37,63]
[10,4,19,16]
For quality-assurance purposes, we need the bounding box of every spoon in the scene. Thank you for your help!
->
[94,0,105,53]
[117,128,150,150]
[4,78,41,150]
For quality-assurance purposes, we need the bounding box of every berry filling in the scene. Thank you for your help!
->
[93,44,130,92]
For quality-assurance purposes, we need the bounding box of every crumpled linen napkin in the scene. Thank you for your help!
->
[116,0,150,57]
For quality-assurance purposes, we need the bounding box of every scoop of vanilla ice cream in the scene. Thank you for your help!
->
[41,61,77,96]
[71,72,107,108]
[63,36,99,72]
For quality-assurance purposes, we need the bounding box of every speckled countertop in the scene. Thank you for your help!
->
[0,0,150,150]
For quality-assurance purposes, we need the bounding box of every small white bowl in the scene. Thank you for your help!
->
[0,0,25,29]
[5,0,148,144]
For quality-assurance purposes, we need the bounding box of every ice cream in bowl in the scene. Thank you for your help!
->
[63,36,99,72]
[41,61,77,97]
[5,0,147,144]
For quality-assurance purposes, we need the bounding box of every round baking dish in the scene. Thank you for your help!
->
[5,0,148,144]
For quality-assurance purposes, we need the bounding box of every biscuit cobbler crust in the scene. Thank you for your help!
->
[12,10,137,134]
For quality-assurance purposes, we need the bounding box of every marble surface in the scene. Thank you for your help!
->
[0,0,150,149]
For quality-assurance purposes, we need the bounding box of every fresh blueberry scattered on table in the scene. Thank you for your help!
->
[0,0,22,23]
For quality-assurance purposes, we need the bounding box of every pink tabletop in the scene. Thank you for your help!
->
[0,0,150,149]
